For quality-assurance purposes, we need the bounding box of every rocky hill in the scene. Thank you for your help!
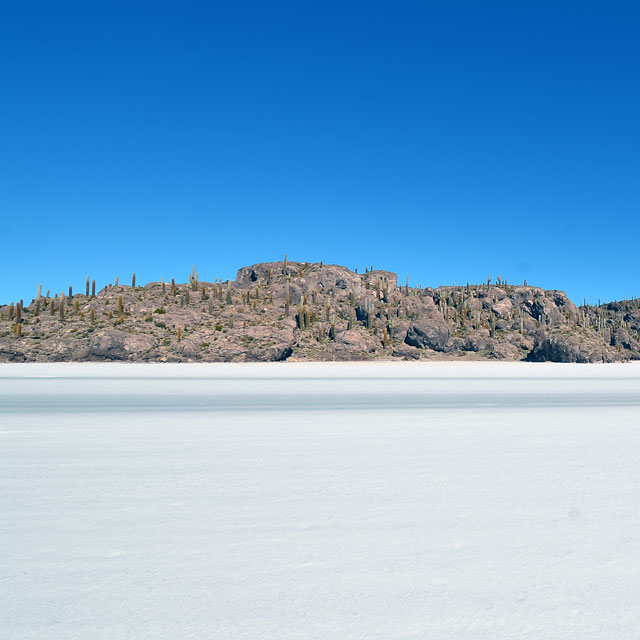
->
[1,261,639,363]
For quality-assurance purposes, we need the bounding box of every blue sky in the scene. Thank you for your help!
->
[1,1,638,304]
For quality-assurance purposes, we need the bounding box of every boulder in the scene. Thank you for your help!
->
[404,318,450,352]
[526,331,627,363]
[90,329,156,360]
[337,329,380,353]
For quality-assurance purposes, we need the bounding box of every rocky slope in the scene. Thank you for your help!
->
[1,261,639,362]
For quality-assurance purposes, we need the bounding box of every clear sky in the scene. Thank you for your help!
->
[1,1,638,305]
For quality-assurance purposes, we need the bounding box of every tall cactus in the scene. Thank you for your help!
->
[35,284,42,315]
[189,265,199,291]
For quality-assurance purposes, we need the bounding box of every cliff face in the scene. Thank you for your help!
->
[1,261,639,363]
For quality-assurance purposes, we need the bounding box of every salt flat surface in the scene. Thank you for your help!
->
[1,362,640,638]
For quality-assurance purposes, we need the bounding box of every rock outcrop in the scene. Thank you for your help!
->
[0,261,637,363]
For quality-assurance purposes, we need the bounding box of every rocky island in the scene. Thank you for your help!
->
[1,260,638,363]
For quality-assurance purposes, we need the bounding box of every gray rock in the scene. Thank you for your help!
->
[90,329,157,360]
[527,331,627,363]
[405,318,450,352]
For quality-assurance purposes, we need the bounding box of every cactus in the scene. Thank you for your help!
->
[208,295,214,314]
[519,310,524,335]
[118,295,123,315]
[15,323,22,337]
[171,278,176,296]
[16,303,22,323]
[90,308,96,323]
[282,253,288,275]
[59,294,65,320]
[132,273,136,288]
[189,265,200,291]
[296,304,307,329]
[226,286,232,305]
[115,276,119,287]
[108,309,113,319]
[405,276,410,295]
[161,276,166,294]
[34,284,42,315]
[68,285,73,299]
[363,297,375,329]
[86,275,90,296]
[8,302,14,321]
[74,300,79,314]
[92,280,96,297]
[185,289,190,304]
[229,309,234,329]
[176,327,182,341]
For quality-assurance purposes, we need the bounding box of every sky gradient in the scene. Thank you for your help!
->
[1,1,638,305]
